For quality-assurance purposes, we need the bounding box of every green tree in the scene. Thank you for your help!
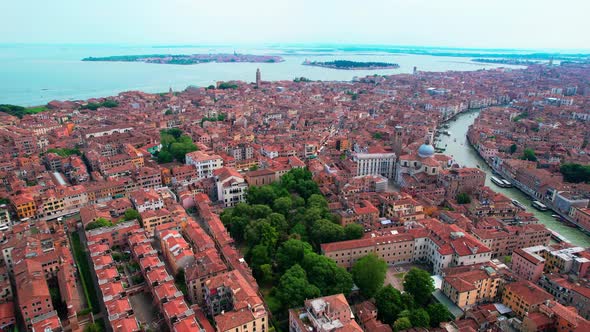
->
[401,292,415,310]
[84,323,103,332]
[266,213,289,236]
[157,129,198,163]
[273,196,292,215]
[352,254,387,298]
[456,193,471,204]
[289,222,308,240]
[156,150,174,163]
[249,245,271,268]
[247,186,279,205]
[403,268,435,306]
[259,264,274,285]
[307,194,328,210]
[86,217,113,230]
[275,239,313,272]
[275,264,321,310]
[344,223,364,240]
[123,209,140,221]
[310,219,345,245]
[409,308,430,327]
[245,220,278,248]
[521,148,537,162]
[509,144,517,154]
[302,251,353,296]
[426,303,452,327]
[375,285,404,324]
[393,317,412,331]
[560,163,590,183]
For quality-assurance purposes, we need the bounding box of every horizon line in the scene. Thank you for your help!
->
[1,42,590,53]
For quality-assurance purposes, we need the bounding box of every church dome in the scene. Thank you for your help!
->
[418,143,435,158]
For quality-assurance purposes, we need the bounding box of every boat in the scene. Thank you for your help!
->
[549,230,571,244]
[501,179,512,188]
[511,199,526,210]
[551,214,560,218]
[532,200,548,211]
[454,138,457,142]
[443,130,451,136]
[491,176,508,187]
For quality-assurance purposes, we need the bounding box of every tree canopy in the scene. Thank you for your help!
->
[409,308,430,327]
[403,268,435,306]
[509,143,517,154]
[521,148,537,162]
[123,209,140,221]
[81,99,119,110]
[560,163,590,183]
[352,254,387,298]
[375,285,405,324]
[86,217,113,230]
[427,303,453,327]
[393,317,412,332]
[220,168,354,321]
[275,264,321,310]
[456,193,471,204]
[46,148,81,157]
[0,104,48,118]
[157,128,197,163]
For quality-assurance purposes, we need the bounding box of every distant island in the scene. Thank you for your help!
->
[82,53,284,65]
[302,59,400,70]
[471,58,540,65]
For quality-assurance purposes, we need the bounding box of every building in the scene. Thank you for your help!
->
[289,294,363,332]
[512,246,546,282]
[352,147,396,179]
[256,68,261,87]
[501,280,553,318]
[185,151,223,180]
[159,230,195,274]
[441,263,503,310]
[214,167,248,207]
[11,193,37,220]
[321,232,415,270]
[130,188,163,213]
[438,167,486,199]
[204,270,267,332]
[14,260,54,329]
[543,246,590,276]
[397,141,452,187]
[353,301,392,332]
[322,218,491,274]
[570,207,590,233]
[185,248,227,305]
[244,169,276,187]
[522,300,590,332]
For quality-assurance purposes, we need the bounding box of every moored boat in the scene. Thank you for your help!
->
[532,200,548,211]
[491,176,508,187]
[511,199,526,210]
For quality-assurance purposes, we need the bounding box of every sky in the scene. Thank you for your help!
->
[1,0,589,50]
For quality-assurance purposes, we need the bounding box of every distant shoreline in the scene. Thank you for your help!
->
[302,60,400,70]
[82,53,284,65]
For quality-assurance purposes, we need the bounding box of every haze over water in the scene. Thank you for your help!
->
[0,44,525,106]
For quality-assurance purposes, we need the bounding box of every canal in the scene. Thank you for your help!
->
[437,109,590,247]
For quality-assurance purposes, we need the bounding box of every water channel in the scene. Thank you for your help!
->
[437,109,590,247]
